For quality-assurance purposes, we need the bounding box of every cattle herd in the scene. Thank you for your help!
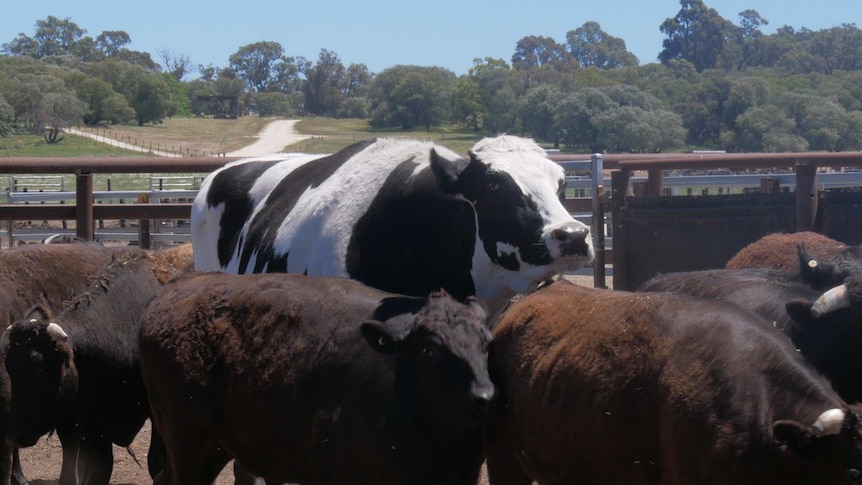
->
[1,136,862,485]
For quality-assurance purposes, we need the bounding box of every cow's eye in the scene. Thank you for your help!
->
[422,346,436,358]
[849,468,861,480]
[488,182,499,191]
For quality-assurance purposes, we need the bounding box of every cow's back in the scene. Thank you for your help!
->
[140,273,419,483]
[0,242,113,324]
[488,281,844,484]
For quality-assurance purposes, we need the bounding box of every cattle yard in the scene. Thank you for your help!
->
[5,148,862,484]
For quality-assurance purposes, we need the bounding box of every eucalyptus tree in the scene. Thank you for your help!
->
[566,21,639,68]
[659,0,733,72]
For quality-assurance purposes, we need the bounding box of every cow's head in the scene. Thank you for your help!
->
[430,135,594,295]
[0,306,78,447]
[773,407,862,482]
[361,291,496,429]
[799,242,862,291]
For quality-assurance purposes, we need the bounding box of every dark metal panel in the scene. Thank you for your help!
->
[619,193,797,290]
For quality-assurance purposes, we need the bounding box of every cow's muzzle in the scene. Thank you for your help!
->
[549,224,594,260]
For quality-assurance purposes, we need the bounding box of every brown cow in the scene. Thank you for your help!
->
[726,231,846,274]
[1,244,192,485]
[139,272,495,485]
[485,280,862,485]
[0,242,114,485]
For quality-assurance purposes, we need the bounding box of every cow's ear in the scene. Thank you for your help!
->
[361,320,404,353]
[785,299,819,330]
[773,420,814,452]
[24,305,52,322]
[430,148,468,193]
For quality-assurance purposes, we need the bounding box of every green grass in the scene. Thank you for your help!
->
[0,132,142,157]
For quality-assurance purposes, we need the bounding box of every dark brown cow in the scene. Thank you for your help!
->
[0,242,114,485]
[139,272,495,485]
[638,268,862,403]
[485,281,862,485]
[1,245,192,485]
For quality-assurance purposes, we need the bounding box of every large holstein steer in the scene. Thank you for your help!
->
[0,242,114,485]
[139,272,495,485]
[485,281,862,485]
[191,136,594,317]
[638,268,862,403]
[0,245,193,485]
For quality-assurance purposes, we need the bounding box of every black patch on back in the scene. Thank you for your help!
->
[346,159,478,301]
[237,139,377,273]
[206,160,281,266]
[456,157,552,269]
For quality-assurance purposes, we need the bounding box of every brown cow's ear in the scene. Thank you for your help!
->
[24,305,52,322]
[360,320,399,353]
[785,300,818,329]
[773,420,813,452]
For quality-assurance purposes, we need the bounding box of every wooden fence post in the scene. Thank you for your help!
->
[611,169,632,291]
[795,160,818,232]
[75,172,94,240]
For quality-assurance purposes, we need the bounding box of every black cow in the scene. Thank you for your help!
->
[0,242,114,485]
[139,272,495,485]
[191,136,594,319]
[0,245,193,485]
[638,268,862,403]
[485,280,862,484]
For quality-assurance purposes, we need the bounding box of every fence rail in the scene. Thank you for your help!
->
[3,153,862,287]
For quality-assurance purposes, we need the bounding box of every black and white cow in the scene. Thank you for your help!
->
[191,136,594,317]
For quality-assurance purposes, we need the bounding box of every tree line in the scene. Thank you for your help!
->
[1,0,861,153]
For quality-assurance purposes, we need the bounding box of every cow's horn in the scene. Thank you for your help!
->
[813,408,845,436]
[46,322,69,341]
[0,326,11,354]
[811,285,850,317]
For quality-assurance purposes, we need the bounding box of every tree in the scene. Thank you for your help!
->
[302,49,346,117]
[229,41,290,93]
[68,74,134,125]
[449,58,517,133]
[37,90,85,143]
[659,0,733,72]
[553,88,616,152]
[733,105,805,152]
[520,84,563,146]
[512,36,567,70]
[2,16,87,59]
[96,31,131,57]
[594,106,686,152]
[722,10,769,71]
[0,94,13,136]
[129,73,175,125]
[368,65,455,129]
[158,49,192,80]
[566,22,639,68]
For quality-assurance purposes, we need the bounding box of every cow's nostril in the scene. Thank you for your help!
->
[551,226,588,242]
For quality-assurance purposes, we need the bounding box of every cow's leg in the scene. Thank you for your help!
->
[155,425,230,485]
[56,424,81,485]
[483,424,533,485]
[147,420,167,479]
[75,434,113,485]
[11,448,28,485]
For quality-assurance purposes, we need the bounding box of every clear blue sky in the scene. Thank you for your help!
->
[2,0,859,76]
